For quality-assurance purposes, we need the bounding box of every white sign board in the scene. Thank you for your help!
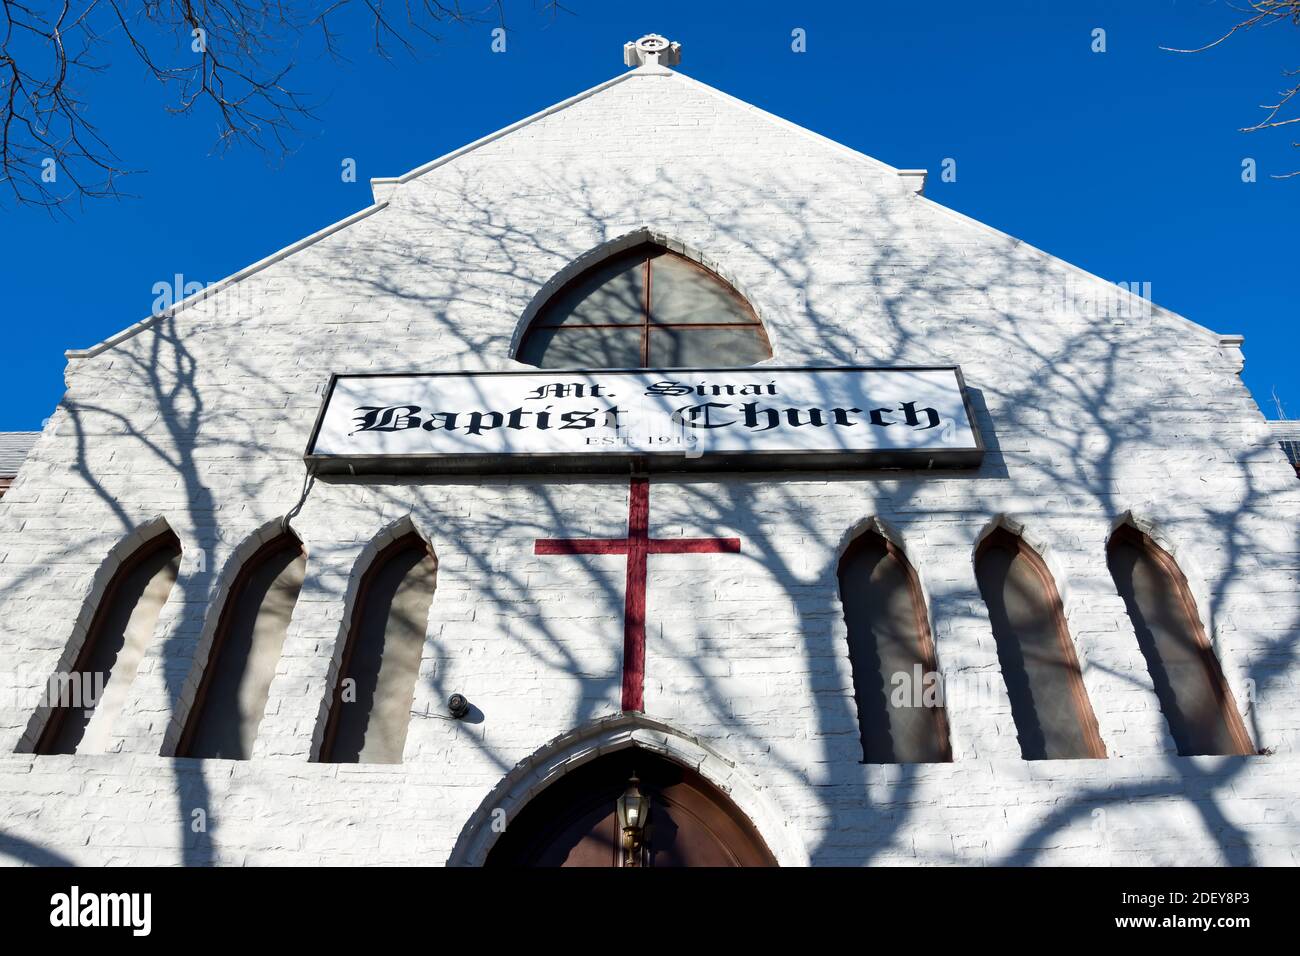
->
[305,366,983,475]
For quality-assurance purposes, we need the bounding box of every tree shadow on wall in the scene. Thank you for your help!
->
[12,157,1296,866]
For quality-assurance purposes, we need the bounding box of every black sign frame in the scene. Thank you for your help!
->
[303,365,986,476]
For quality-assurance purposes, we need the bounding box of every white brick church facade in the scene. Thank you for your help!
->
[1,36,1297,866]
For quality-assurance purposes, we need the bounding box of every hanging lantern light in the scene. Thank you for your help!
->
[616,774,651,866]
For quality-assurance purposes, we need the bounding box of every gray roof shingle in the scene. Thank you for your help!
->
[0,431,40,476]
[1270,422,1300,472]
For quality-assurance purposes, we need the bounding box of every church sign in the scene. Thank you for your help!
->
[305,366,984,475]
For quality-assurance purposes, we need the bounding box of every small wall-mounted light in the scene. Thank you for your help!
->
[616,774,651,867]
[448,693,470,719]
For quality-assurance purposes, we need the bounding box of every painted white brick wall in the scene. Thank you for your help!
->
[1,65,1297,866]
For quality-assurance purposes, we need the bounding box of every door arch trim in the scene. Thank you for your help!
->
[448,713,802,866]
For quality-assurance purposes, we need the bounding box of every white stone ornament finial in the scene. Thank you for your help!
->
[624,33,681,68]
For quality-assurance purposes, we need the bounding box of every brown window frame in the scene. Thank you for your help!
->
[839,532,953,764]
[1109,524,1254,756]
[976,527,1107,760]
[517,243,772,368]
[317,532,437,763]
[35,529,182,754]
[173,533,305,758]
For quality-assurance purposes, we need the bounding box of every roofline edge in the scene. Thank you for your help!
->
[66,200,391,360]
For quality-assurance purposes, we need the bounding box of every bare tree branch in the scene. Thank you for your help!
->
[0,0,561,210]
[1164,1,1300,179]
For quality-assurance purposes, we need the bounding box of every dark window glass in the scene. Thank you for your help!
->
[537,255,645,327]
[976,530,1105,760]
[838,533,950,764]
[322,536,436,764]
[649,253,751,325]
[179,536,306,760]
[647,326,773,368]
[1107,527,1252,756]
[37,533,182,755]
[518,244,771,369]
[517,325,644,369]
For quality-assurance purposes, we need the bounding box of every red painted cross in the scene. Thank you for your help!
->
[535,477,741,713]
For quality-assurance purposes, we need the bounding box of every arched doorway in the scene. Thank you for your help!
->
[485,748,776,867]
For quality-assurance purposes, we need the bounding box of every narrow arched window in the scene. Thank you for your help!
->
[177,534,306,760]
[838,532,950,763]
[36,531,182,755]
[517,243,772,368]
[975,529,1105,760]
[320,534,436,764]
[1107,525,1252,756]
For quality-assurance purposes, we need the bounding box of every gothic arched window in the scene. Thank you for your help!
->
[177,533,306,760]
[975,529,1105,760]
[838,532,951,764]
[320,534,437,764]
[37,531,182,755]
[1107,525,1252,756]
[517,244,772,368]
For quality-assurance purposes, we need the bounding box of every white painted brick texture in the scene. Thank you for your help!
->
[0,68,1296,866]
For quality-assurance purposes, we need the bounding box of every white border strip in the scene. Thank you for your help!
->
[66,200,391,359]
[65,68,655,361]
[369,67,652,192]
[65,63,1237,360]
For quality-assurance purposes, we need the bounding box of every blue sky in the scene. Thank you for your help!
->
[1,1,1296,429]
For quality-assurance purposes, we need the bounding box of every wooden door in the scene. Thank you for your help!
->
[485,749,775,867]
